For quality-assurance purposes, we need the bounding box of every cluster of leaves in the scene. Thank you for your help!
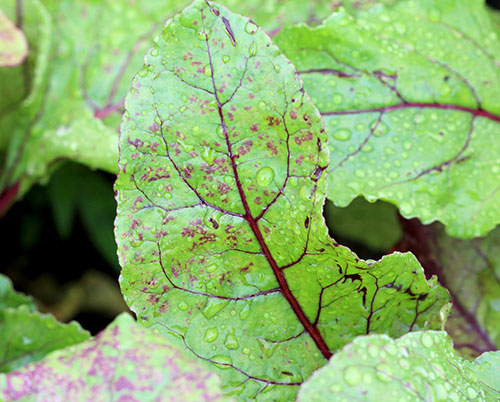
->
[1,0,500,400]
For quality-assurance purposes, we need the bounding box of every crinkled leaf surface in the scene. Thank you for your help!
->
[0,10,28,67]
[115,1,449,399]
[297,331,500,401]
[0,305,90,373]
[325,197,402,253]
[276,0,500,238]
[0,313,228,402]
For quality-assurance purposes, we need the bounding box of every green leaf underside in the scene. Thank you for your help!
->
[431,224,500,357]
[276,0,500,238]
[297,331,500,401]
[0,313,228,401]
[0,10,28,67]
[115,1,448,399]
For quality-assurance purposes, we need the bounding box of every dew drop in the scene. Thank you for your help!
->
[466,387,477,399]
[224,333,239,350]
[206,264,217,273]
[204,64,212,77]
[222,55,230,63]
[343,366,361,386]
[421,332,434,348]
[196,30,207,41]
[300,185,312,202]
[333,94,343,104]
[178,301,189,310]
[332,128,352,141]
[256,166,274,187]
[373,120,389,136]
[248,41,257,57]
[204,327,219,343]
[245,20,258,35]
[216,124,225,138]
[330,384,341,394]
[201,147,216,165]
[210,354,232,369]
[242,347,250,354]
[375,364,393,383]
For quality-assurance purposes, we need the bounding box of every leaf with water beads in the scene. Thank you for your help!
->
[115,1,449,400]
[297,331,500,401]
[276,0,500,238]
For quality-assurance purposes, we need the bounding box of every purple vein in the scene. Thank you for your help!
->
[323,102,500,123]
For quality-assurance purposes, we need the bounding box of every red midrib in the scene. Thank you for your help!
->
[204,19,332,360]
[323,102,500,123]
[215,105,332,360]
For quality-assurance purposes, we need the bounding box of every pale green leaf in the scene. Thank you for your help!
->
[0,313,228,401]
[276,0,500,238]
[297,331,500,401]
[115,1,449,399]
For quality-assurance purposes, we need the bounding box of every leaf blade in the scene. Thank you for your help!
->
[276,0,500,238]
[115,1,449,399]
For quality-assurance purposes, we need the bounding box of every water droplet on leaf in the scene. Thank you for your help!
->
[256,166,274,187]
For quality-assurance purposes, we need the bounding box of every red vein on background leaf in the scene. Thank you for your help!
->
[323,102,500,123]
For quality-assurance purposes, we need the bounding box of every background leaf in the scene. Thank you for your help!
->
[297,331,500,401]
[115,1,449,399]
[276,0,500,238]
[0,274,90,373]
[0,10,28,67]
[395,221,500,358]
[0,313,229,402]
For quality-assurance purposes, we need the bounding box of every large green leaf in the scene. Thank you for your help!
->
[115,1,449,399]
[0,10,28,67]
[0,313,228,401]
[297,331,500,401]
[276,0,500,238]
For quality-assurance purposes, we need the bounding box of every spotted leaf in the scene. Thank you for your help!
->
[0,313,228,401]
[115,1,449,400]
